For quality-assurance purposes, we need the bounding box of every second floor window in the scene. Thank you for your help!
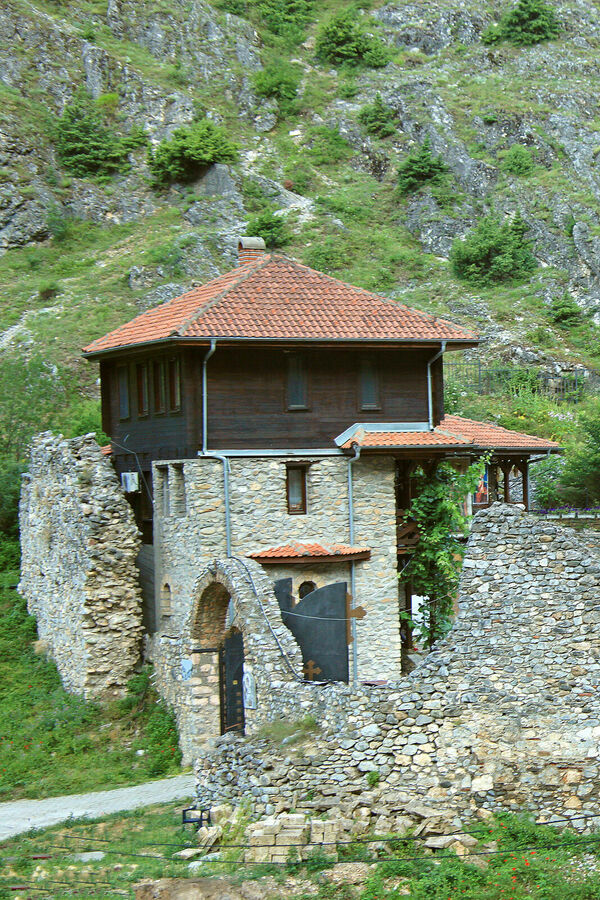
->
[287,465,307,514]
[287,355,307,409]
[360,358,380,410]
[117,365,130,420]
[137,364,149,417]
[153,360,166,414]
[168,357,181,411]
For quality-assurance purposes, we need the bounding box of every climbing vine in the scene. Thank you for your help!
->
[402,457,488,648]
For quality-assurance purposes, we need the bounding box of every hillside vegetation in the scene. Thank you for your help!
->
[3,0,600,498]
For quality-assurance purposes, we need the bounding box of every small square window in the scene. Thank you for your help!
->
[286,465,307,514]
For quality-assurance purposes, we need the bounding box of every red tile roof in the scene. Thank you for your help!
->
[82,255,478,355]
[339,415,561,453]
[249,541,371,563]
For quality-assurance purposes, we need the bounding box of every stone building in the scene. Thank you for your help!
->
[20,238,560,750]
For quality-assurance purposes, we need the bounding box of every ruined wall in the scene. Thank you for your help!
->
[196,504,600,827]
[19,432,144,698]
[152,454,401,680]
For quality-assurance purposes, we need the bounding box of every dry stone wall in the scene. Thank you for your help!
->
[196,504,600,828]
[19,432,144,698]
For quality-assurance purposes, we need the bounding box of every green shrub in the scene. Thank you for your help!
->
[482,0,560,47]
[307,126,352,166]
[339,77,359,99]
[532,455,564,508]
[256,0,313,44]
[0,458,23,540]
[396,139,448,195]
[246,209,291,248]
[148,120,239,187]
[358,94,395,138]
[303,238,347,272]
[253,61,301,115]
[366,769,380,787]
[54,88,147,178]
[548,293,583,326]
[0,537,20,570]
[216,0,247,13]
[500,143,535,175]
[46,204,71,242]
[450,212,537,284]
[316,10,390,68]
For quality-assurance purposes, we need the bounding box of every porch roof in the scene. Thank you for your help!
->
[248,541,371,564]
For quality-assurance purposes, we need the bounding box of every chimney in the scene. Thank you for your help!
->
[238,236,267,266]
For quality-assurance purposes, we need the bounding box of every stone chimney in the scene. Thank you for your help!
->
[238,236,267,266]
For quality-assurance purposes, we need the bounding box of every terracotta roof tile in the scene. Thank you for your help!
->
[249,541,371,562]
[83,255,478,354]
[340,415,561,452]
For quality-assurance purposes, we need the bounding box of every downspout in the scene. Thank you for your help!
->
[347,442,361,688]
[427,340,447,430]
[200,339,231,555]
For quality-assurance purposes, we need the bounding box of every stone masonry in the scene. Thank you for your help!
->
[19,432,144,698]
[195,504,600,828]
[152,454,401,681]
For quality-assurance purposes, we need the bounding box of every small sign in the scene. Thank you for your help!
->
[243,671,257,709]
[181,658,193,681]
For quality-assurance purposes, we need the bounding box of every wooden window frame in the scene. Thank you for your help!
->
[168,357,181,413]
[359,357,381,411]
[286,354,308,411]
[136,363,149,418]
[286,464,308,515]
[153,360,166,414]
[117,364,130,421]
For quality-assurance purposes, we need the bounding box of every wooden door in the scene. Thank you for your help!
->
[219,629,245,735]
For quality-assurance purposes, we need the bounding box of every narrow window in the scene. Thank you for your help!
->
[160,583,172,617]
[168,357,181,411]
[360,358,380,410]
[156,465,169,516]
[117,365,130,420]
[287,355,307,410]
[171,464,186,515]
[298,580,316,599]
[286,465,307,514]
[136,363,149,417]
[153,360,166,413]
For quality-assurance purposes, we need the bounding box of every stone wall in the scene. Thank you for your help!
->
[195,504,600,828]
[152,454,401,681]
[19,432,144,698]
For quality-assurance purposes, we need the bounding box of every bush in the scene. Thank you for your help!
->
[396,139,448,195]
[148,120,239,187]
[253,61,301,115]
[358,94,396,138]
[500,143,535,175]
[450,212,537,285]
[256,0,313,44]
[532,455,565,508]
[0,458,23,540]
[46,204,71,242]
[482,0,560,47]
[246,209,291,248]
[316,10,390,68]
[307,126,352,166]
[54,88,147,178]
[548,293,583,326]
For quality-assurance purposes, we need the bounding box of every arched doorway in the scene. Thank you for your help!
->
[219,627,245,735]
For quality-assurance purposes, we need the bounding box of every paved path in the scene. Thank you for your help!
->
[0,773,196,841]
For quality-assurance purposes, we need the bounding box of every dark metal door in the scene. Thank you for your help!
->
[274,579,349,683]
[219,629,245,735]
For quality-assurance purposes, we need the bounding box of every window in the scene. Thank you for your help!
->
[360,358,380,410]
[136,364,149,417]
[298,580,316,599]
[168,357,181,411]
[171,464,186,515]
[153,360,166,413]
[287,354,307,410]
[117,365,130,420]
[286,465,307,514]
[160,583,172,617]
[156,465,169,517]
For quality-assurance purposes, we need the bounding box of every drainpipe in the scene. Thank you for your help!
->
[426,340,447,431]
[202,338,217,454]
[347,442,361,689]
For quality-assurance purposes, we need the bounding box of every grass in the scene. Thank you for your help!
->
[0,569,183,802]
[2,807,600,899]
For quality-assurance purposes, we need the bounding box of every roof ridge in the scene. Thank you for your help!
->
[175,253,275,336]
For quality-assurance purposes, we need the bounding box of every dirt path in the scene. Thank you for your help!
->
[0,773,196,841]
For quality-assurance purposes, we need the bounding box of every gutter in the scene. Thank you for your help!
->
[426,341,447,431]
[347,442,361,688]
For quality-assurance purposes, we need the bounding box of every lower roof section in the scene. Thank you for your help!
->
[248,541,371,564]
[336,415,562,455]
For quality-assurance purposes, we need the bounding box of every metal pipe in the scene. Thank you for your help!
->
[198,451,231,556]
[202,339,217,454]
[347,442,361,688]
[426,340,447,430]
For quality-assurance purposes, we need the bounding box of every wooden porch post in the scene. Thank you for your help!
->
[500,461,512,503]
[520,460,530,510]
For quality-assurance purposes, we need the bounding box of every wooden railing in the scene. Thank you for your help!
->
[397,517,420,554]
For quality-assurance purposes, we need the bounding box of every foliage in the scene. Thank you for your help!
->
[148,120,239,187]
[450,212,537,285]
[0,457,24,540]
[358,94,396,138]
[316,10,390,68]
[548,293,583,326]
[256,0,313,44]
[246,209,291,248]
[307,126,352,165]
[396,139,448,195]
[500,143,535,175]
[532,454,565,508]
[562,403,600,505]
[403,458,487,647]
[366,769,380,787]
[0,353,66,461]
[46,204,71,242]
[54,88,147,178]
[482,0,561,47]
[253,61,301,115]
[61,397,109,444]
